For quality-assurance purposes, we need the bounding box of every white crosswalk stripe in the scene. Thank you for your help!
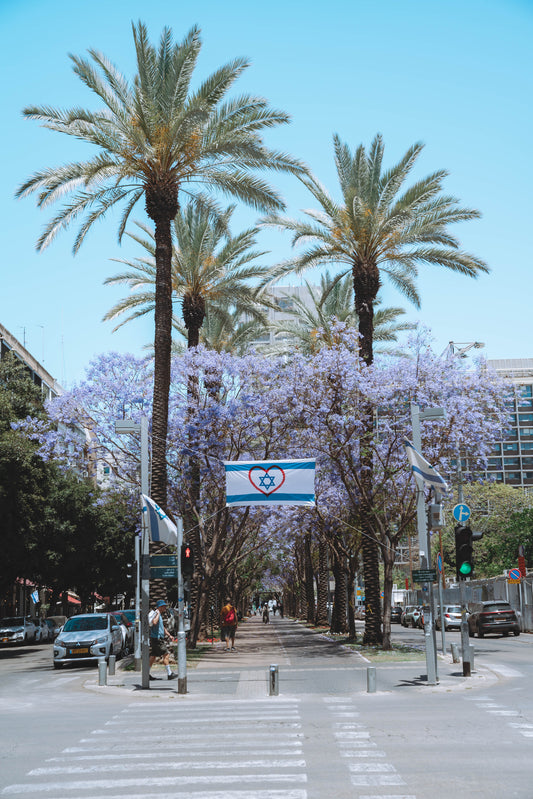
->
[1,698,307,799]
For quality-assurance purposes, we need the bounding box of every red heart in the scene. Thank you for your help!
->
[248,466,286,496]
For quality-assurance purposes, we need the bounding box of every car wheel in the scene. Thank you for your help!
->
[514,630,520,636]
[477,627,484,638]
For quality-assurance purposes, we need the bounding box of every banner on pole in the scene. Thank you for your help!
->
[141,494,178,546]
[404,439,448,494]
[224,458,316,507]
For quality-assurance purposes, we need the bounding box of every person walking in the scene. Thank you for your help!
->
[262,603,270,624]
[220,598,238,651]
[149,599,177,680]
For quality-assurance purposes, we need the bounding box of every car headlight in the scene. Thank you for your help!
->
[94,637,109,644]
[56,638,66,647]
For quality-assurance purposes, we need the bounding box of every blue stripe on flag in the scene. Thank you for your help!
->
[226,493,315,503]
[224,460,315,472]
[411,464,447,488]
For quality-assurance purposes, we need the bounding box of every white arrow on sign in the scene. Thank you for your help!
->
[453,503,471,523]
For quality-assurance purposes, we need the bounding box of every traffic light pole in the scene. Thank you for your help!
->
[176,517,187,694]
[456,466,471,676]
[411,403,438,685]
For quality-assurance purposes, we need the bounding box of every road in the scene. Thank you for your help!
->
[1,617,532,798]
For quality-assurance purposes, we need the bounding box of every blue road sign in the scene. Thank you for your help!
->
[437,553,443,573]
[453,503,471,523]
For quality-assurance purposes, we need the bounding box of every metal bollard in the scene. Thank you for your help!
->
[450,642,460,663]
[108,655,116,676]
[98,658,107,686]
[269,664,279,696]
[366,666,376,693]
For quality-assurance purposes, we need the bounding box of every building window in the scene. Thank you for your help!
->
[504,429,518,439]
[276,297,294,311]
[103,465,110,475]
[518,385,533,398]
[503,442,519,452]
[491,443,501,454]
[520,427,533,438]
[522,442,533,451]
[504,457,520,467]
[488,458,502,468]
[523,458,533,468]
[493,472,504,482]
[506,472,522,481]
[519,413,533,424]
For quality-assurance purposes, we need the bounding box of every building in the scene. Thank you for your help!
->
[0,322,63,400]
[486,358,533,492]
[249,284,318,348]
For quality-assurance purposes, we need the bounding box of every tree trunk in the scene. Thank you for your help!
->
[150,214,174,510]
[304,532,315,624]
[330,555,348,634]
[315,536,329,626]
[381,539,395,650]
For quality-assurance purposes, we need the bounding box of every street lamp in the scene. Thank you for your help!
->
[114,417,150,688]
[410,403,445,686]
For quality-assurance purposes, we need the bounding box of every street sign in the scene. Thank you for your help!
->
[150,567,178,580]
[437,553,443,573]
[412,568,437,583]
[453,503,471,523]
[508,567,521,584]
[150,555,177,567]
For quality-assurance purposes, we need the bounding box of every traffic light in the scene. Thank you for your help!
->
[181,542,194,577]
[455,525,483,580]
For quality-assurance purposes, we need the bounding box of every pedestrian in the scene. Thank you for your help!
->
[278,599,284,618]
[149,599,177,680]
[220,598,238,651]
[262,603,270,624]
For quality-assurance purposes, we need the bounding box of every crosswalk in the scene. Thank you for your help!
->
[1,698,308,799]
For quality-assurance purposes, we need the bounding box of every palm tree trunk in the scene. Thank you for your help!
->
[330,554,348,634]
[151,215,173,509]
[304,532,315,623]
[315,536,329,626]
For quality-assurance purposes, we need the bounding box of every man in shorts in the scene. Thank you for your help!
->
[149,599,177,680]
[220,598,238,651]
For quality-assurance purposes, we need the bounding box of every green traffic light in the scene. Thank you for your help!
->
[459,562,472,575]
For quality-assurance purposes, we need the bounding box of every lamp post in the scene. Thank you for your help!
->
[115,417,150,688]
[411,402,445,686]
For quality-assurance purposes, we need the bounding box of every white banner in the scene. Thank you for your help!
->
[141,494,178,546]
[224,458,316,507]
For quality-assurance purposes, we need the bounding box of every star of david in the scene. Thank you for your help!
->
[259,473,276,489]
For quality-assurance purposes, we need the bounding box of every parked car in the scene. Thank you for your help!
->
[467,601,520,638]
[44,618,61,640]
[390,606,403,623]
[53,613,123,668]
[401,606,422,628]
[33,618,50,642]
[108,612,134,654]
[0,617,37,645]
[435,605,463,631]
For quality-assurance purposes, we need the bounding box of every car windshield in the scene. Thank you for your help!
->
[0,618,24,627]
[483,603,511,612]
[63,616,107,632]
[447,607,461,613]
[122,611,136,622]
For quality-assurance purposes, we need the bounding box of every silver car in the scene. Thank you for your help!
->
[0,617,37,645]
[435,605,463,631]
[53,613,123,669]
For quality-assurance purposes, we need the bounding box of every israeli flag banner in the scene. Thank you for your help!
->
[404,440,449,494]
[224,458,316,507]
[141,494,178,546]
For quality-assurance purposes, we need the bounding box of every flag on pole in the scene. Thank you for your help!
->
[224,458,316,507]
[141,494,178,546]
[404,440,449,493]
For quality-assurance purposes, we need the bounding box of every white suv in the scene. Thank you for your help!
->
[0,617,37,645]
[53,614,123,668]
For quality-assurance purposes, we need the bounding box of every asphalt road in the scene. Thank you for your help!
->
[1,619,532,798]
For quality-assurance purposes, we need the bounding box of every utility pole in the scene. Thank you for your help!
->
[411,402,444,686]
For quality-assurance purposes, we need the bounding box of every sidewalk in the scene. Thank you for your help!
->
[84,614,499,699]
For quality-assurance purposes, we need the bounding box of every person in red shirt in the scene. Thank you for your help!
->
[220,598,238,651]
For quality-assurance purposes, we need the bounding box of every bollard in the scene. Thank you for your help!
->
[98,658,107,686]
[450,642,460,663]
[108,655,116,676]
[269,664,279,696]
[468,645,474,671]
[366,666,376,693]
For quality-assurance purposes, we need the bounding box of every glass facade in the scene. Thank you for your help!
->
[488,360,533,488]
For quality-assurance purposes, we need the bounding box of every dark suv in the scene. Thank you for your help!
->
[467,601,520,638]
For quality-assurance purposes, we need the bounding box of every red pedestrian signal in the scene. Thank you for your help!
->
[181,543,194,577]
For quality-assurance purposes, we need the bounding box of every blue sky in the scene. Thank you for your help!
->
[1,0,532,386]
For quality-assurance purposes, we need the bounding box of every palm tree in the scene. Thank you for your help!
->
[264,134,488,644]
[17,22,305,508]
[103,202,275,350]
[268,272,414,355]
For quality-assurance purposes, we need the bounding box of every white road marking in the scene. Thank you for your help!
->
[351,775,406,787]
[359,795,416,799]
[24,793,307,799]
[1,773,308,794]
[483,663,524,678]
[29,759,306,776]
[486,710,520,716]
[349,763,397,773]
